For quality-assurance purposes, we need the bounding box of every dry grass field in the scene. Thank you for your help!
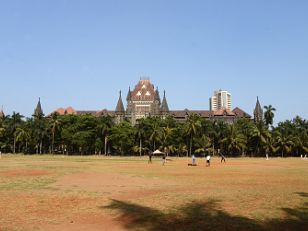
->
[0,154,307,231]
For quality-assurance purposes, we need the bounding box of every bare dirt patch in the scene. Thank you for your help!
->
[0,169,52,177]
[54,172,169,195]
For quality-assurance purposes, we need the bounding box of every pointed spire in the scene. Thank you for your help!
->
[254,96,263,122]
[154,87,161,103]
[115,91,125,114]
[160,90,169,113]
[126,87,132,101]
[34,97,44,117]
[0,105,4,119]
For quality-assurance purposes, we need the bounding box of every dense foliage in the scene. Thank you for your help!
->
[0,107,307,157]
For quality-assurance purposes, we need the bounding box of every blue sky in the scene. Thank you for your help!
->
[0,0,307,123]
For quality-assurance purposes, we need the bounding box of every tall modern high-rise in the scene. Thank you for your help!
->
[209,89,232,111]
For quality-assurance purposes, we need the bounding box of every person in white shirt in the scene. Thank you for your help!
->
[206,154,211,167]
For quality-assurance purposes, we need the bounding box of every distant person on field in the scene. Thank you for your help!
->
[206,154,211,167]
[162,153,166,165]
[192,154,196,165]
[219,150,226,163]
[148,151,153,164]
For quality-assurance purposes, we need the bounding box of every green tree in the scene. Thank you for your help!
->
[109,121,135,155]
[264,105,276,127]
[9,112,24,153]
[49,112,61,154]
[184,114,202,156]
[275,132,294,157]
[97,116,114,155]
[149,117,162,151]
[251,121,270,156]
[221,124,247,156]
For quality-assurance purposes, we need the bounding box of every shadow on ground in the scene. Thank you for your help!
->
[102,192,308,231]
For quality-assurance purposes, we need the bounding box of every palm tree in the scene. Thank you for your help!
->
[221,124,247,156]
[275,131,294,157]
[15,127,30,153]
[96,116,114,155]
[161,126,175,156]
[264,105,276,127]
[149,118,162,151]
[10,112,24,153]
[251,121,270,156]
[184,114,202,156]
[135,119,146,156]
[32,115,47,154]
[49,112,61,154]
[195,134,212,155]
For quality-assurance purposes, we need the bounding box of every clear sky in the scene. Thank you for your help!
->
[0,0,307,123]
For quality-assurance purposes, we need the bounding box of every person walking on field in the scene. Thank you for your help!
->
[148,151,153,164]
[162,153,166,166]
[192,154,196,165]
[221,154,226,163]
[206,154,211,167]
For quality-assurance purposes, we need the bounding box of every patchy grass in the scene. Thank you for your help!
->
[0,154,307,231]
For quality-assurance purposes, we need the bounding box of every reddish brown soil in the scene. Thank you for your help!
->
[1,157,307,231]
[0,169,51,177]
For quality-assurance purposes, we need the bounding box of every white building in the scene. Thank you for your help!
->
[209,89,232,111]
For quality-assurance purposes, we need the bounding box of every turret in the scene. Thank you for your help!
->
[115,91,125,124]
[160,90,169,116]
[34,98,44,118]
[0,106,4,119]
[254,96,263,123]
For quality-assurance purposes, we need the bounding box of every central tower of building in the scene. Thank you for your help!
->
[125,78,162,124]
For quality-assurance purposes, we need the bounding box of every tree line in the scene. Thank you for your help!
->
[0,105,307,157]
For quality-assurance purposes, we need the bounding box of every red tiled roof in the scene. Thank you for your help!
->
[66,106,76,114]
[213,108,235,116]
[76,110,97,116]
[170,110,212,118]
[232,107,251,118]
[96,109,115,116]
[131,79,156,101]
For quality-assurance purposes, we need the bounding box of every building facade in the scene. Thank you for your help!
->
[52,79,252,124]
[209,89,232,111]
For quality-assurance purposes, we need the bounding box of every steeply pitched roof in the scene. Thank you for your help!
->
[130,79,156,101]
[126,87,132,101]
[232,107,251,118]
[160,90,169,113]
[34,98,44,117]
[0,106,4,118]
[155,87,161,103]
[213,108,235,116]
[96,109,115,116]
[254,96,263,121]
[115,91,125,114]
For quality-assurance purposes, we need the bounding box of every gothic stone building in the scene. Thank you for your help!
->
[52,79,256,124]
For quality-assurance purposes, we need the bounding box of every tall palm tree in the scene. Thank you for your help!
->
[161,126,175,156]
[184,114,202,156]
[251,121,270,156]
[32,115,47,154]
[10,112,24,153]
[97,116,114,155]
[49,112,61,154]
[264,105,276,127]
[135,119,146,156]
[15,127,30,153]
[274,131,294,157]
[221,124,247,156]
[150,118,162,151]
